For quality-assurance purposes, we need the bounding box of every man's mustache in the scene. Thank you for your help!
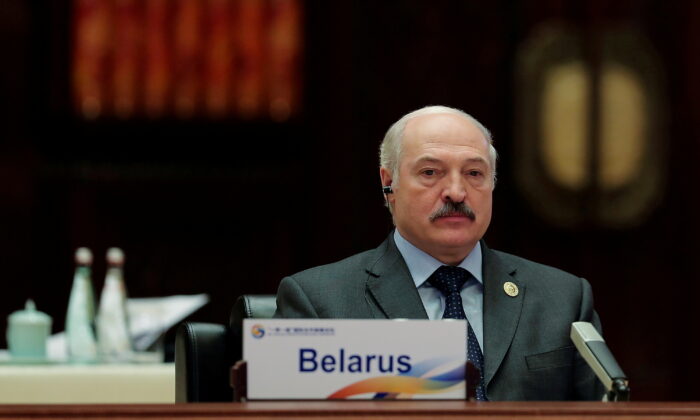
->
[429,201,476,222]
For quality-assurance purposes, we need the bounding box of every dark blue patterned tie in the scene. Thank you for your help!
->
[428,265,487,401]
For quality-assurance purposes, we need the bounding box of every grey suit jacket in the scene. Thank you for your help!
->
[274,233,604,401]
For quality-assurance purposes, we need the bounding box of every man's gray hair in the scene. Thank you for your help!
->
[379,105,498,186]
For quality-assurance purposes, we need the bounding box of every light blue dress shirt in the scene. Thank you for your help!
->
[393,229,484,351]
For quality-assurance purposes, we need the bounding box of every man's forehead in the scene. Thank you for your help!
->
[402,117,489,159]
[403,113,488,147]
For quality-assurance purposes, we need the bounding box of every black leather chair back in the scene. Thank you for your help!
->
[175,294,277,402]
[175,322,232,402]
[229,294,279,359]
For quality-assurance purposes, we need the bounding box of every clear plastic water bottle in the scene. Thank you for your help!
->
[65,247,98,363]
[96,247,133,362]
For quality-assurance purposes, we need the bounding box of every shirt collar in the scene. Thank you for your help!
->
[393,229,483,288]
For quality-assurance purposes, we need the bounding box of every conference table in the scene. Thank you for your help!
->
[1,401,699,419]
[0,363,174,404]
[1,361,698,419]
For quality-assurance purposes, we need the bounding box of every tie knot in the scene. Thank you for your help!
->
[428,265,470,296]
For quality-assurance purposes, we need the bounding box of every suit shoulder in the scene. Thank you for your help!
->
[289,248,378,284]
[491,249,583,284]
[277,246,385,318]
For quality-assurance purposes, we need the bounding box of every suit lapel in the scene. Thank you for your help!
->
[365,234,429,319]
[482,242,525,387]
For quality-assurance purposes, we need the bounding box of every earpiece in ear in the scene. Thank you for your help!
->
[382,186,393,194]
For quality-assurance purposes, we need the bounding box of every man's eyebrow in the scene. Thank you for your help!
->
[413,156,488,165]
[413,156,443,164]
[464,157,489,165]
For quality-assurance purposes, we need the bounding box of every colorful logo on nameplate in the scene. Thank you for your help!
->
[251,324,265,339]
[327,357,465,399]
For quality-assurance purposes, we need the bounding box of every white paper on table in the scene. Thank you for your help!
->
[127,294,209,350]
[47,293,209,359]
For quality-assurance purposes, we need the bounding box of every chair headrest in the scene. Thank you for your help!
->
[229,294,277,333]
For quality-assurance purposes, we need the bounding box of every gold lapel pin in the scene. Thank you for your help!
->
[503,281,519,297]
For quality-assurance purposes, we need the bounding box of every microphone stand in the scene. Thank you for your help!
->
[607,378,630,402]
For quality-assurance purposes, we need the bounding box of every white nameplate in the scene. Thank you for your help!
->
[243,319,467,400]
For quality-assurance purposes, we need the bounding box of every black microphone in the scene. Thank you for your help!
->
[570,322,630,401]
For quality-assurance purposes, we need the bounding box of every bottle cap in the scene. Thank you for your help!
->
[106,247,125,266]
[75,247,93,266]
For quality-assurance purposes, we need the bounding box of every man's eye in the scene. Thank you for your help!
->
[422,169,435,176]
[468,170,483,177]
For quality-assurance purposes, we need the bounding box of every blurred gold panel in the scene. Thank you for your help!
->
[515,24,666,228]
[599,63,646,191]
[540,61,590,190]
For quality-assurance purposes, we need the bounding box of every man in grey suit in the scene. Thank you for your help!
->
[275,105,603,401]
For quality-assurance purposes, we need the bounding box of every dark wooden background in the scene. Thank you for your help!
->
[1,0,699,401]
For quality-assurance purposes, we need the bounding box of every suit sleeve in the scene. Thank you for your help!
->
[574,277,606,400]
[273,276,320,318]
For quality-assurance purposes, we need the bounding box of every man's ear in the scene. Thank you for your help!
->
[379,167,393,189]
[379,167,395,212]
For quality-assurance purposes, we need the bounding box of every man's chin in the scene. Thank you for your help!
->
[432,231,478,249]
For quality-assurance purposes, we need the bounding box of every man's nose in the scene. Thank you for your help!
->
[442,173,467,203]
